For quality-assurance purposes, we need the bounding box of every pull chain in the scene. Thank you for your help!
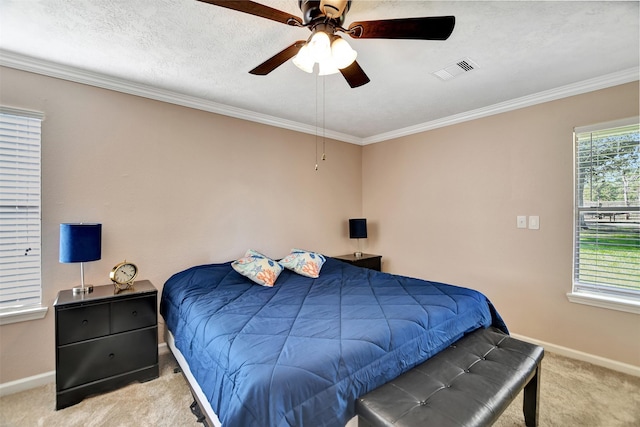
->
[322,76,326,162]
[314,74,328,171]
[315,73,319,171]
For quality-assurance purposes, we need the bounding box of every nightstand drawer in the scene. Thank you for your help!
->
[57,327,158,391]
[57,304,110,345]
[353,257,381,271]
[111,296,156,334]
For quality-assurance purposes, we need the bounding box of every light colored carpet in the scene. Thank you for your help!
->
[0,351,638,426]
[0,352,193,427]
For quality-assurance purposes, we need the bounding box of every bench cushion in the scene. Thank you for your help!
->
[356,326,544,427]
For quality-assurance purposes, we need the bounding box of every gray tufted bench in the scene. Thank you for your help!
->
[356,326,544,427]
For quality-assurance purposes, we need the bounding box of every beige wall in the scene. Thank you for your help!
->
[363,82,640,367]
[0,66,638,385]
[0,67,363,383]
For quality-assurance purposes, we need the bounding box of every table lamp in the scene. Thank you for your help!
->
[349,218,367,257]
[59,223,102,294]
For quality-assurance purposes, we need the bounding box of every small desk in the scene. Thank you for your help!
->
[333,253,382,271]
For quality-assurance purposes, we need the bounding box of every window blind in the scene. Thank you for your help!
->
[0,109,43,309]
[573,118,640,301]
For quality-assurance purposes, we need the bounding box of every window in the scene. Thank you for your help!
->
[0,107,47,324]
[570,117,640,313]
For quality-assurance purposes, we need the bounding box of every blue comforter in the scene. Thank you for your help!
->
[160,257,506,427]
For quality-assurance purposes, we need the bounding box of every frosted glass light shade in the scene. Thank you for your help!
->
[318,58,339,76]
[293,45,314,73]
[308,31,331,62]
[331,38,357,69]
[293,32,357,75]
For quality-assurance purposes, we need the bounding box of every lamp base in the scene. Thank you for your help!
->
[72,285,94,295]
[354,252,363,258]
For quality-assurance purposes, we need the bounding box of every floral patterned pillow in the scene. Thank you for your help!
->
[279,249,326,278]
[231,249,283,287]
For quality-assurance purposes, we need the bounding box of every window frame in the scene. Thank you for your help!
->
[568,116,640,314]
[0,106,47,325]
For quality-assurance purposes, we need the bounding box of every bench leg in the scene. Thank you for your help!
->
[523,363,541,427]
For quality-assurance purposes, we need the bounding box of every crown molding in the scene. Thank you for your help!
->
[362,67,639,145]
[0,50,360,145]
[1,50,637,146]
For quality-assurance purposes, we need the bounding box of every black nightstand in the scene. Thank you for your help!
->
[334,253,382,271]
[54,280,159,410]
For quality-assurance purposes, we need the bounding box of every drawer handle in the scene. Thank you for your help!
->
[82,320,88,326]
[132,310,137,317]
[109,353,115,359]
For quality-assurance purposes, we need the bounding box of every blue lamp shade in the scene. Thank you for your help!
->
[59,223,102,263]
[349,218,367,239]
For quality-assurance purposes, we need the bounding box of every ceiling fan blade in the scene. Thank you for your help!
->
[249,41,306,75]
[197,0,302,26]
[339,61,370,88]
[348,16,455,40]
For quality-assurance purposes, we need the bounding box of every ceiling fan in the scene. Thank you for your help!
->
[197,0,455,88]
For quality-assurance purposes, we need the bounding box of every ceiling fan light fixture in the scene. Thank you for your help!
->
[330,37,357,69]
[307,31,332,62]
[318,58,340,76]
[293,44,315,73]
[200,1,457,88]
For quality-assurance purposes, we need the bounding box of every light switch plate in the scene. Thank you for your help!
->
[529,215,540,230]
[517,216,527,229]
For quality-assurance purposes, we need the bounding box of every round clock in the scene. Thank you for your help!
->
[110,261,138,291]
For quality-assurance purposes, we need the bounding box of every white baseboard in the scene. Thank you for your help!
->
[158,342,169,355]
[0,342,171,397]
[510,333,640,377]
[0,370,54,397]
[2,338,638,397]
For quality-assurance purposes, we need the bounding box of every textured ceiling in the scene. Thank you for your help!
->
[0,1,638,144]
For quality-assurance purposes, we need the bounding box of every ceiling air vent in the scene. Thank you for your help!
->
[433,58,479,81]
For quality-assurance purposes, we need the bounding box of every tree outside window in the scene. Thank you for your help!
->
[574,119,640,303]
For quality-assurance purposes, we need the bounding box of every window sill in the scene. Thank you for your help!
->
[567,292,640,315]
[0,306,48,325]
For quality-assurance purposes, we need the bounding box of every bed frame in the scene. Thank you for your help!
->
[166,329,220,427]
[166,329,359,427]
[168,326,544,427]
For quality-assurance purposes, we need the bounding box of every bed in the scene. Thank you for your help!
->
[160,253,506,427]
